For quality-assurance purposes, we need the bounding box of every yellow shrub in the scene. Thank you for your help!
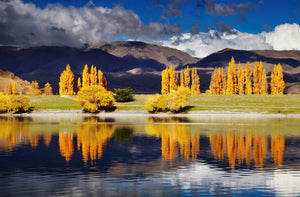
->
[0,92,11,113]
[145,94,168,113]
[77,85,114,113]
[11,95,31,113]
[0,93,30,113]
[169,86,190,112]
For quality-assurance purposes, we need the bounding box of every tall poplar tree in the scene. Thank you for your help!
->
[245,62,252,95]
[237,63,245,95]
[77,77,81,92]
[253,61,261,95]
[226,57,237,95]
[191,67,200,94]
[184,66,190,88]
[271,63,285,94]
[59,64,74,95]
[82,64,89,88]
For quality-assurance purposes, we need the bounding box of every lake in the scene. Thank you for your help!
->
[0,115,299,196]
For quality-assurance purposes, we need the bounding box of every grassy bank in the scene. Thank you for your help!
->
[29,94,300,113]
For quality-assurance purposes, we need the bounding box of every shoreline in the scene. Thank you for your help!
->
[1,109,300,120]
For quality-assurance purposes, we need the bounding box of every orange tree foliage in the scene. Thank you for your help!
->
[271,63,285,94]
[43,82,53,95]
[77,77,81,92]
[209,67,226,94]
[226,57,237,95]
[0,92,30,113]
[191,67,200,95]
[81,65,107,90]
[237,63,245,95]
[59,64,74,95]
[12,82,17,95]
[161,65,177,94]
[245,62,252,95]
[184,66,190,87]
[146,86,190,113]
[28,80,42,95]
[77,85,114,113]
[253,61,267,94]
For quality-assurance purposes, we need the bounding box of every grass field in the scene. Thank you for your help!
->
[29,94,300,113]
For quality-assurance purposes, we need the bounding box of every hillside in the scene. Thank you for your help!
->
[0,69,31,94]
[187,48,300,94]
[0,43,299,94]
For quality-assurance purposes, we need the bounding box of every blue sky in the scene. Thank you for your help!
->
[21,0,300,34]
[1,0,300,57]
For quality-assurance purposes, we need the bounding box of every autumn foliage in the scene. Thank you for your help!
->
[0,92,30,113]
[207,57,285,95]
[271,63,285,94]
[59,64,74,95]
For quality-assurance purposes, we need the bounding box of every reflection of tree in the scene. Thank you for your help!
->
[271,135,285,165]
[59,132,74,163]
[253,136,267,168]
[76,123,114,166]
[43,133,52,147]
[209,133,283,171]
[0,117,31,151]
[145,118,200,164]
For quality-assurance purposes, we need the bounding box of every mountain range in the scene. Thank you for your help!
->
[0,41,299,94]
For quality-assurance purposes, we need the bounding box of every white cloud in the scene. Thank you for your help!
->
[265,23,300,50]
[0,0,181,47]
[154,23,300,58]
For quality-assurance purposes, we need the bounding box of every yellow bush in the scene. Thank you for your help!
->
[145,94,168,113]
[77,85,114,113]
[0,92,11,113]
[168,86,190,112]
[0,92,30,113]
[11,95,31,113]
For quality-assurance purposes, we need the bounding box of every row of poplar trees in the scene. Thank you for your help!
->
[59,64,107,95]
[161,65,200,95]
[209,57,285,95]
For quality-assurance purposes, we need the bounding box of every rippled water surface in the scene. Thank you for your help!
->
[0,116,299,196]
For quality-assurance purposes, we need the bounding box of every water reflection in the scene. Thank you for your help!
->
[0,116,299,196]
[145,118,200,164]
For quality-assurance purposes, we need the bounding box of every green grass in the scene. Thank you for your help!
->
[29,95,81,110]
[29,94,300,113]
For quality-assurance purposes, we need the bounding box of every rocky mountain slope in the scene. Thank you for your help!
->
[0,69,31,94]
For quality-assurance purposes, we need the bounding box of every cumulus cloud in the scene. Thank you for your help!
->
[264,23,300,50]
[152,23,300,58]
[0,0,181,47]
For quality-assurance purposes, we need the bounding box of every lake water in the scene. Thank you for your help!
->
[0,115,299,196]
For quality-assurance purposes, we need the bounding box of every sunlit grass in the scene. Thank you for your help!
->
[29,94,300,113]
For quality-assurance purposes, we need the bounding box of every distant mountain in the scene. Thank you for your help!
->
[0,43,299,94]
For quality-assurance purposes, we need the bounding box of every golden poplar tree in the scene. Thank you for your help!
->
[184,66,190,87]
[59,64,74,95]
[90,65,98,86]
[253,61,261,94]
[191,67,200,94]
[169,65,177,92]
[28,80,42,95]
[82,64,89,89]
[226,57,237,95]
[5,81,13,95]
[245,62,252,95]
[43,82,53,95]
[237,63,245,95]
[271,64,285,94]
[12,82,17,95]
[161,67,169,94]
[210,67,226,94]
[180,69,185,87]
[98,69,107,89]
[77,77,81,92]
[261,68,268,94]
